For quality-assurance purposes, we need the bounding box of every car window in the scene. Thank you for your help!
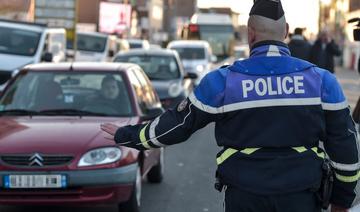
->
[77,34,107,53]
[49,33,65,56]
[115,55,180,80]
[127,69,147,114]
[129,43,143,49]
[0,71,133,117]
[170,47,206,60]
[133,68,158,107]
[0,26,41,56]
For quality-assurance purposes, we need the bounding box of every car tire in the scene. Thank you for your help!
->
[118,165,141,212]
[147,148,164,183]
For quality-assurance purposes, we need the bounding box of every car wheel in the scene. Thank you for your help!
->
[147,147,164,183]
[118,165,142,212]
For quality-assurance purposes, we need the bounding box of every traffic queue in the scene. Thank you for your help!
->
[0,17,219,212]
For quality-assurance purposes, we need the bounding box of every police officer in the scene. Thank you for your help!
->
[101,1,359,211]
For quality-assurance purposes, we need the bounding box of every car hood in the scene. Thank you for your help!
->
[0,53,33,71]
[0,116,133,155]
[151,79,183,99]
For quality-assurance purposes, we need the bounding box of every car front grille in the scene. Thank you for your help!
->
[0,154,74,167]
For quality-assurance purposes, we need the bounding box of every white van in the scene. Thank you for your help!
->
[75,32,121,62]
[0,19,66,85]
[167,40,216,85]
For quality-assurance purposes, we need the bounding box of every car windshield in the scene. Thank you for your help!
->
[129,42,143,49]
[0,71,133,117]
[115,55,181,80]
[198,25,234,57]
[77,34,107,52]
[171,47,205,60]
[0,26,41,56]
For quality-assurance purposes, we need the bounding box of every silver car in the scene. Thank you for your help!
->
[113,49,196,109]
[167,40,217,85]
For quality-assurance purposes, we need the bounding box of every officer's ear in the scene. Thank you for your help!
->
[285,23,289,39]
[248,26,256,48]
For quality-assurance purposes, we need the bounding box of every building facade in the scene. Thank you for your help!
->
[77,0,164,41]
[0,0,34,21]
[344,0,360,70]
[163,0,196,41]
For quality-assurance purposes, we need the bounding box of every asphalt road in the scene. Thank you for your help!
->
[1,66,359,212]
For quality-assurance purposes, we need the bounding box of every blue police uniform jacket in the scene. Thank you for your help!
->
[115,41,359,208]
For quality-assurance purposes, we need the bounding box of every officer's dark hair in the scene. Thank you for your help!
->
[294,28,304,35]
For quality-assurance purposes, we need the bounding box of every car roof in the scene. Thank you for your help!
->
[0,19,46,33]
[167,40,210,48]
[127,39,146,43]
[23,62,137,72]
[115,48,177,57]
[77,31,109,38]
[190,13,233,25]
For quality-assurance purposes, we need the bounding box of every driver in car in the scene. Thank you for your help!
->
[100,76,120,101]
[85,76,124,114]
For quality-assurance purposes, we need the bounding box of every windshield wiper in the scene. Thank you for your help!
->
[0,109,39,116]
[38,109,110,117]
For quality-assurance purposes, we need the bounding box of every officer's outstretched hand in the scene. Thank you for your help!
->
[331,205,349,212]
[100,123,118,141]
[101,123,147,151]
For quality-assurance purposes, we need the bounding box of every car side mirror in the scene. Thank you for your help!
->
[66,50,74,60]
[142,107,164,121]
[42,52,53,62]
[108,50,115,57]
[210,55,217,63]
[184,72,198,79]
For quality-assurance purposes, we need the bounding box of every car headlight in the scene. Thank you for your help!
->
[168,82,182,98]
[78,147,122,167]
[196,65,205,72]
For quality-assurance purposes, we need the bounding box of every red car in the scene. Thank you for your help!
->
[0,62,165,212]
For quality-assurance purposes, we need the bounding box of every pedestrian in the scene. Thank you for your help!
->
[288,27,311,61]
[309,29,341,73]
[101,0,359,212]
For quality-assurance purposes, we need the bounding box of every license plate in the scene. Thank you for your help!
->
[3,175,67,188]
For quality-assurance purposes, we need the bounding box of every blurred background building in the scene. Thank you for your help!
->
[0,0,34,21]
[344,0,360,70]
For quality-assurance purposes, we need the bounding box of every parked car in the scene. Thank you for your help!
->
[167,40,217,85]
[0,19,66,85]
[0,62,164,212]
[113,49,195,109]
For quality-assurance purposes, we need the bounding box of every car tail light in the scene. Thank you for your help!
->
[189,24,199,32]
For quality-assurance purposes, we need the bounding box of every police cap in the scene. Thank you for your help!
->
[249,0,285,20]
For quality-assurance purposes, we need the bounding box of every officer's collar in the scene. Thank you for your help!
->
[250,41,290,58]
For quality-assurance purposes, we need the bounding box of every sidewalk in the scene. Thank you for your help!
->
[335,67,360,108]
[335,67,360,210]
